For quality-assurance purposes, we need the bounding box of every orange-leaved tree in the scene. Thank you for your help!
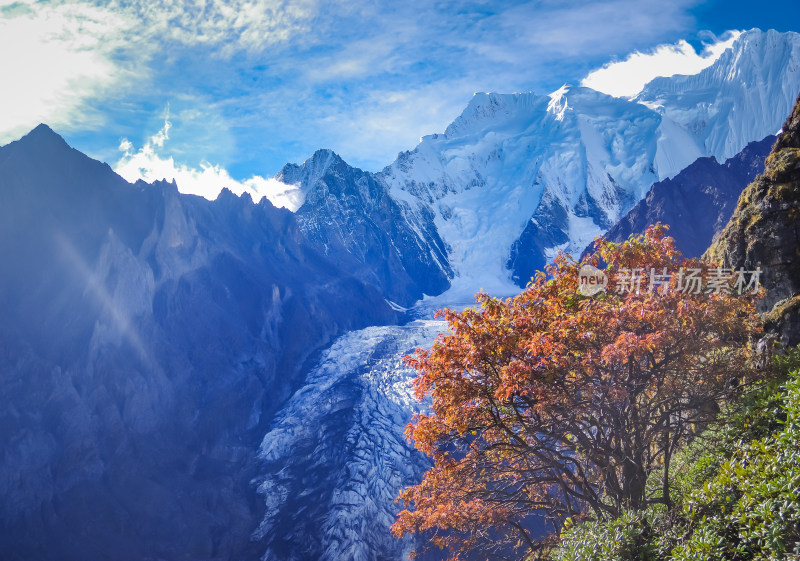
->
[392,225,762,560]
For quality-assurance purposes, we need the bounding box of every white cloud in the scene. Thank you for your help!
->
[514,0,698,55]
[150,111,171,148]
[105,0,317,55]
[0,2,134,142]
[581,31,742,98]
[115,118,304,210]
[0,0,319,142]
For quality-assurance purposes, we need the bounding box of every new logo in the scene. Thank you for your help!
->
[577,264,608,296]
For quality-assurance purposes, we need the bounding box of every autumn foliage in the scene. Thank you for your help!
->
[392,225,762,560]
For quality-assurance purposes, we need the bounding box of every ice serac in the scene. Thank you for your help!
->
[597,135,776,258]
[637,29,800,165]
[0,125,396,561]
[381,88,663,292]
[253,320,444,561]
[284,149,452,306]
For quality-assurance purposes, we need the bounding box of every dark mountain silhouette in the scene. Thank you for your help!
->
[0,125,396,561]
[590,135,775,258]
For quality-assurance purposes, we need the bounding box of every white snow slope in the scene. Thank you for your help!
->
[379,28,800,299]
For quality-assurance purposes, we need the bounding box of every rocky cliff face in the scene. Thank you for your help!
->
[0,125,396,561]
[282,150,452,306]
[705,92,800,345]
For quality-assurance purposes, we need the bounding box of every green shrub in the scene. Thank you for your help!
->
[551,353,800,561]
[550,511,657,561]
[672,372,800,560]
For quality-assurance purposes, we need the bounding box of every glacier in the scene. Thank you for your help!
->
[254,319,445,561]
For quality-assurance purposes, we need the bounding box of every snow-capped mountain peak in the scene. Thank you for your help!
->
[636,28,800,163]
[273,148,344,209]
[374,28,800,293]
[380,86,664,296]
[442,91,532,137]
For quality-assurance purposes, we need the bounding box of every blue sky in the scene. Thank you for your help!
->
[0,0,798,203]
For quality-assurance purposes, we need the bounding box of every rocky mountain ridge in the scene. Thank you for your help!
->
[598,135,776,257]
